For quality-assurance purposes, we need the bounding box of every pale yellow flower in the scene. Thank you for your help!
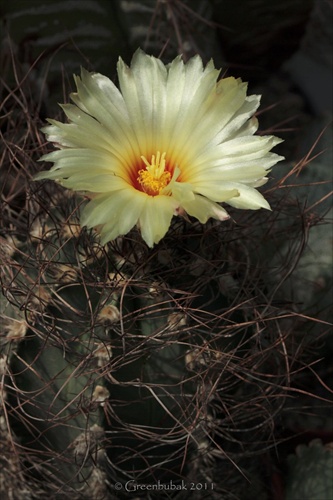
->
[36,50,283,247]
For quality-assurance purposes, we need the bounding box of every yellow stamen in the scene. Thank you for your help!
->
[137,151,171,196]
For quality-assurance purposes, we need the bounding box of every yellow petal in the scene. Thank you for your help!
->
[182,194,230,223]
[139,195,179,247]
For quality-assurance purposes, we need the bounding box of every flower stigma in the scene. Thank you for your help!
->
[137,151,171,196]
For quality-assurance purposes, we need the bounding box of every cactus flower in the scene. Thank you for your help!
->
[36,50,283,247]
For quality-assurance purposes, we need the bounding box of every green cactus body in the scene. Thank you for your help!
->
[286,440,333,500]
[1,196,196,494]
